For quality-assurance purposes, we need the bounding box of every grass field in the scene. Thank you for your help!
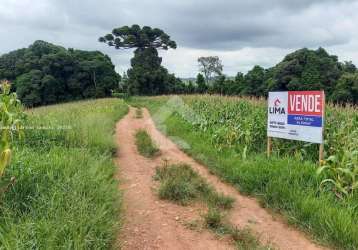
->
[0,99,128,249]
[129,95,358,250]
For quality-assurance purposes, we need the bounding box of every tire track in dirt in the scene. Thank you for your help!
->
[115,107,328,250]
[115,107,233,250]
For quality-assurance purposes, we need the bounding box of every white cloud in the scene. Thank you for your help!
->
[0,0,357,77]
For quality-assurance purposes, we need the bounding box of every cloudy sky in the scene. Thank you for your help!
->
[0,0,357,77]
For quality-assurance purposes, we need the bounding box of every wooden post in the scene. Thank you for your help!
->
[319,91,325,166]
[267,137,272,158]
[319,143,324,165]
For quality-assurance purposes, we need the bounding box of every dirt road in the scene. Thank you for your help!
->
[115,107,327,250]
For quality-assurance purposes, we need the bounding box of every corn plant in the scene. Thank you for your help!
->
[169,95,358,198]
[176,95,357,161]
[317,130,358,198]
[0,80,25,177]
[149,95,357,198]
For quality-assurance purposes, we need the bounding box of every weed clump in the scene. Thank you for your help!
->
[203,211,268,250]
[204,208,224,229]
[154,163,234,208]
[135,129,159,158]
[155,164,209,205]
[206,192,235,210]
[231,227,265,250]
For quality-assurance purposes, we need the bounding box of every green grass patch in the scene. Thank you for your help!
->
[0,98,128,249]
[203,208,268,250]
[135,129,159,158]
[203,207,225,229]
[128,96,358,250]
[231,227,271,250]
[154,163,234,209]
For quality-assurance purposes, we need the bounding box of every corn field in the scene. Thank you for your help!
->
[169,95,358,196]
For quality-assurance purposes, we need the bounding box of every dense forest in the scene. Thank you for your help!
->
[0,40,120,106]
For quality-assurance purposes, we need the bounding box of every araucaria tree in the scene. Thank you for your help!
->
[99,25,178,95]
[198,56,223,84]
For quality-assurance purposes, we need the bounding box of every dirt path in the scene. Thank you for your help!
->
[115,107,327,250]
[115,107,233,250]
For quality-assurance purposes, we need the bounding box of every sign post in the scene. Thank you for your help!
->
[267,136,272,157]
[319,143,324,164]
[267,91,325,163]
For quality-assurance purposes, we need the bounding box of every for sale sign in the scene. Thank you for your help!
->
[267,91,325,143]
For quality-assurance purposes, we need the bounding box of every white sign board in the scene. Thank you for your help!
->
[267,91,325,144]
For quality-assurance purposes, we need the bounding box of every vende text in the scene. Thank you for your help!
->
[288,91,324,116]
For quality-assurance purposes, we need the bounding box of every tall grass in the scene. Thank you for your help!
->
[129,95,358,250]
[0,98,128,249]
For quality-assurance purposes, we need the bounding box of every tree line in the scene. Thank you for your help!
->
[0,25,357,106]
[0,40,120,106]
[186,49,358,104]
[100,25,356,104]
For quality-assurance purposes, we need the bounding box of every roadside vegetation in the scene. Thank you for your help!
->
[0,80,25,182]
[135,129,159,158]
[0,98,128,249]
[129,95,358,250]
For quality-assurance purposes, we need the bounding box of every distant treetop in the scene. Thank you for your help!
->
[99,24,177,50]
[99,25,180,95]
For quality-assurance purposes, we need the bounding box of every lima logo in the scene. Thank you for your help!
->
[269,98,286,114]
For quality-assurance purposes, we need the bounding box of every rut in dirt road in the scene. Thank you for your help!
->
[115,108,233,250]
[115,107,328,250]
